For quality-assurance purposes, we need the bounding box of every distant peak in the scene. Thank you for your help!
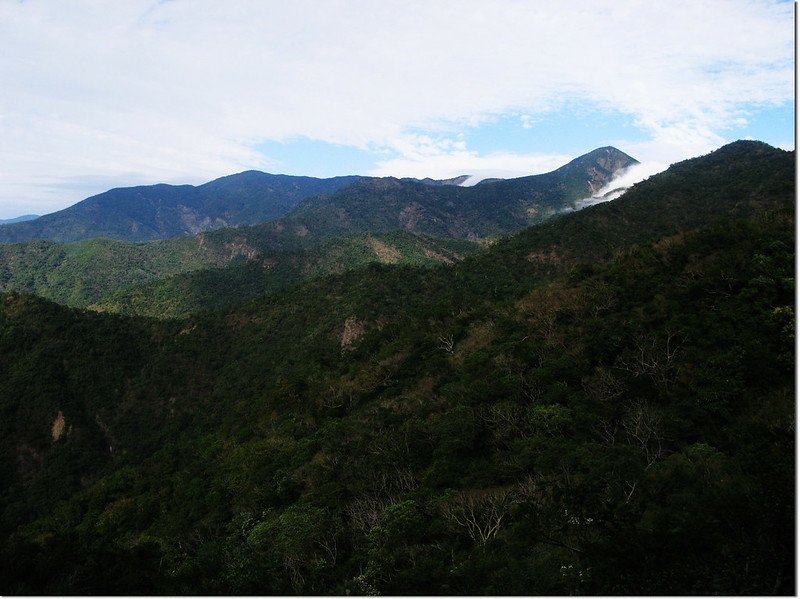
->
[0,214,39,225]
[559,147,639,179]
[583,146,639,163]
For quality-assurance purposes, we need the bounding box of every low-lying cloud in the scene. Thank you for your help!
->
[569,161,669,211]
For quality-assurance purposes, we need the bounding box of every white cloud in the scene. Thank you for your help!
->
[368,132,572,180]
[0,0,793,217]
[601,162,670,192]
[567,161,670,211]
[377,151,574,182]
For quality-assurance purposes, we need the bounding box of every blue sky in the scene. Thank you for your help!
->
[0,0,794,217]
[260,99,793,183]
[258,107,658,178]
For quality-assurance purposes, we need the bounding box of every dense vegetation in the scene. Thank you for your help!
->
[0,235,223,308]
[0,230,478,314]
[0,141,793,595]
[94,231,479,319]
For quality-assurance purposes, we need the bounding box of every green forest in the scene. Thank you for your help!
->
[0,140,794,595]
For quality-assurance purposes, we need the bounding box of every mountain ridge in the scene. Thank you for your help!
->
[0,172,362,244]
[0,146,636,244]
[0,214,39,225]
[0,142,785,318]
[0,146,638,309]
[278,146,638,242]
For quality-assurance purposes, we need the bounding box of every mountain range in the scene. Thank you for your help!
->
[0,146,636,244]
[0,173,361,244]
[0,140,793,595]
[0,146,636,313]
[0,215,39,225]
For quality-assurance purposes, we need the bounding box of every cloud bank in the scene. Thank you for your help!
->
[0,0,793,216]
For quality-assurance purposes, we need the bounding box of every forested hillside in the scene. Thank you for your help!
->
[0,141,793,595]
[0,230,478,314]
[93,231,479,318]
[0,147,634,315]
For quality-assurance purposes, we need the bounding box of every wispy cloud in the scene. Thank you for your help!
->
[367,132,572,180]
[0,0,793,216]
[568,161,669,211]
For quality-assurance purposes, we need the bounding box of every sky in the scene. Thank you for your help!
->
[0,0,794,218]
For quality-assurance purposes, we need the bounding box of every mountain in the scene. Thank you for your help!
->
[474,145,636,200]
[276,146,638,242]
[0,146,635,312]
[0,140,792,595]
[481,139,793,277]
[92,142,790,319]
[0,172,361,244]
[0,214,39,225]
[0,147,634,246]
[0,235,231,308]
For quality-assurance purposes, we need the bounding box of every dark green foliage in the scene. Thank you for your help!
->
[96,231,480,318]
[0,230,479,315]
[0,236,223,308]
[0,141,793,595]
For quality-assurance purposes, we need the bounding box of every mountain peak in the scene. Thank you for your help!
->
[548,146,638,196]
[568,146,639,169]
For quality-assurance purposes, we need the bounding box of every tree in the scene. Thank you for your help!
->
[440,488,513,546]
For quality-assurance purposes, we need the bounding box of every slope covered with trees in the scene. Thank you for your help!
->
[93,141,792,319]
[0,141,793,595]
[0,230,477,313]
[92,231,479,318]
